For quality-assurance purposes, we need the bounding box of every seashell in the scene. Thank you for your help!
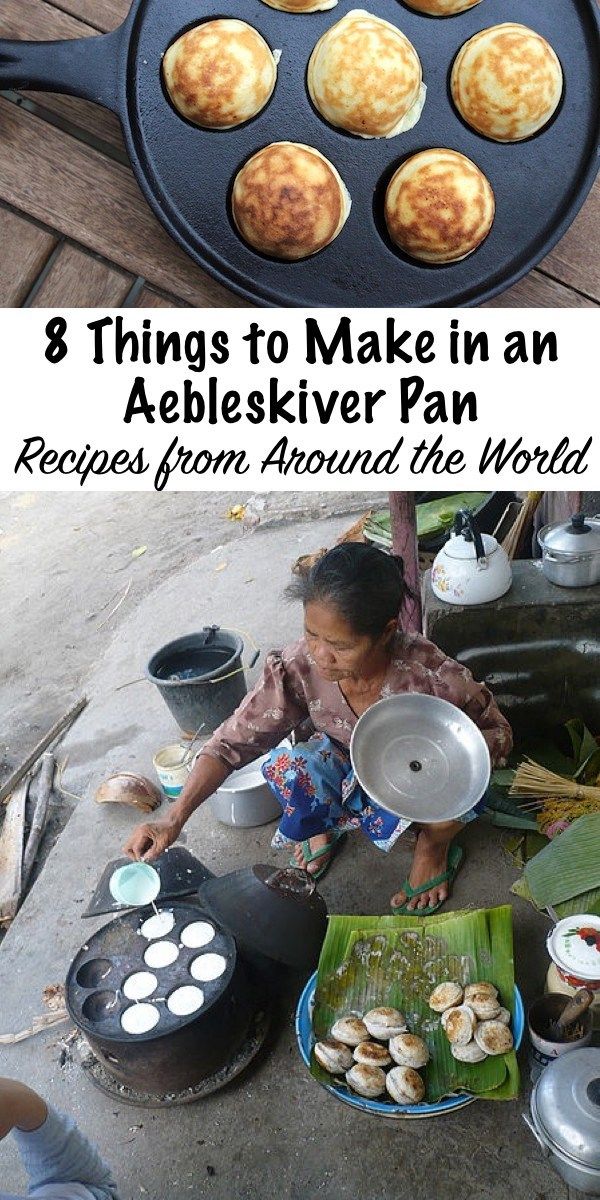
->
[441,1004,476,1045]
[314,1039,354,1074]
[331,1016,369,1046]
[363,1006,407,1040]
[345,1063,387,1098]
[429,982,463,1012]
[464,982,498,1004]
[496,1007,511,1026]
[467,991,501,1021]
[95,773,161,813]
[451,1040,487,1064]
[474,1020,514,1056]
[385,1065,425,1104]
[353,1041,392,1068]
[389,1032,429,1069]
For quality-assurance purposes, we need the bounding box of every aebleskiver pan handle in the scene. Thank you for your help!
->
[0,28,124,113]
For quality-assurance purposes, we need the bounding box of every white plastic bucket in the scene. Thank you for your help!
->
[153,743,189,798]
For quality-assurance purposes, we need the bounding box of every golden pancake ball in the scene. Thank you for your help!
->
[163,19,277,129]
[308,10,425,139]
[261,0,337,11]
[451,24,563,142]
[232,142,351,260]
[403,0,483,13]
[385,148,495,263]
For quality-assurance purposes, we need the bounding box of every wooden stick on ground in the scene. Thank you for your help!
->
[0,696,87,806]
[21,753,55,893]
[0,1010,69,1045]
[0,779,29,925]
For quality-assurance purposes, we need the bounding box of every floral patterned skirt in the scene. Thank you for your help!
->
[261,733,411,853]
[262,732,482,853]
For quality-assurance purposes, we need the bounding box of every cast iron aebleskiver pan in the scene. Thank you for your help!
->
[0,0,598,306]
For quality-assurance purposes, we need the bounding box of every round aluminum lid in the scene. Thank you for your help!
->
[546,915,600,982]
[350,694,490,822]
[533,1048,600,1168]
[444,531,499,560]
[538,515,600,556]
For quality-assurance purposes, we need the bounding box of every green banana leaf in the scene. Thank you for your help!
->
[364,493,491,546]
[491,769,517,789]
[524,815,600,907]
[505,832,548,868]
[511,873,600,920]
[564,718,599,769]
[311,906,519,1105]
[551,891,600,919]
[577,747,600,784]
[482,785,539,831]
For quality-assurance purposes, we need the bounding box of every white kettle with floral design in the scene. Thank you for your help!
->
[431,509,512,606]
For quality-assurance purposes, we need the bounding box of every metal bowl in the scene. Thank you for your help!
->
[108,863,161,907]
[350,694,490,823]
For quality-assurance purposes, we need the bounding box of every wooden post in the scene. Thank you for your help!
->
[0,780,28,925]
[389,493,422,633]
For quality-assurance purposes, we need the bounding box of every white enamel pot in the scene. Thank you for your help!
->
[431,509,512,606]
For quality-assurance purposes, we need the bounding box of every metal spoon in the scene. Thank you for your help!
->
[176,722,206,769]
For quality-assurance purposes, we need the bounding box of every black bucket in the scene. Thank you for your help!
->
[146,626,256,736]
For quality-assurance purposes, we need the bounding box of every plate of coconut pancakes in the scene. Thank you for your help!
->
[132,0,598,305]
[296,972,525,1116]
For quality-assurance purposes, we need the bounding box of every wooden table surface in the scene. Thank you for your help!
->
[1,0,598,309]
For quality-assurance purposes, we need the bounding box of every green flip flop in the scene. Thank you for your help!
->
[390,843,464,916]
[289,829,346,883]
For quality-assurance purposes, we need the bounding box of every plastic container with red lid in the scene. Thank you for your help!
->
[546,915,600,991]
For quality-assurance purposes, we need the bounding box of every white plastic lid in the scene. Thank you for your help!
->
[546,915,600,981]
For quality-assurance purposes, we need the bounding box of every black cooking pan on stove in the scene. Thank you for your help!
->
[0,0,598,306]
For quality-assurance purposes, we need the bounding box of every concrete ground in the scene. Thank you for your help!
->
[0,504,578,1200]
[0,490,375,883]
[0,490,377,776]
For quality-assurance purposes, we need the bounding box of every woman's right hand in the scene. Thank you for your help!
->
[123,754,230,862]
[123,816,181,862]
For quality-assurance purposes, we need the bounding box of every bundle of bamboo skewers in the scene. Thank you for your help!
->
[509,757,600,833]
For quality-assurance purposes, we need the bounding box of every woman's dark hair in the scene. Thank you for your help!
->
[286,543,415,640]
